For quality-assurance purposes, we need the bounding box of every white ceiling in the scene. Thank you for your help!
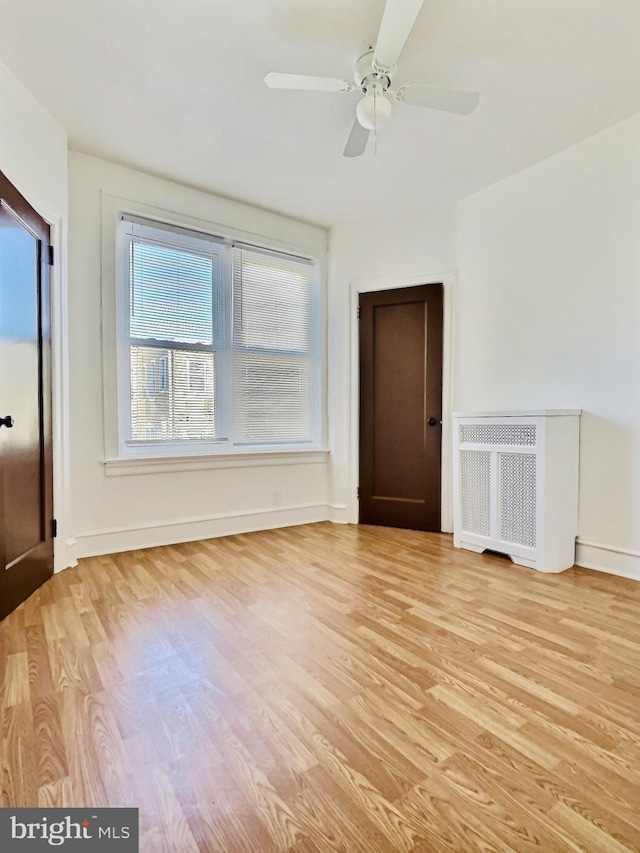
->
[1,0,640,227]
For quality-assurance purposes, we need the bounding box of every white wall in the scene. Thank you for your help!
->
[328,209,457,524]
[0,59,71,571]
[0,59,67,217]
[456,112,640,579]
[68,153,329,558]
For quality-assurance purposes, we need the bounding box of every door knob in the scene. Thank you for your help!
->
[428,417,439,426]
[0,415,14,428]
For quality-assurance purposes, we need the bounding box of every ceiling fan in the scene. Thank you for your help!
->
[264,0,479,157]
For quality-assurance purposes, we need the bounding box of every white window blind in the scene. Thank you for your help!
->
[119,217,319,452]
[233,246,314,444]
[123,220,225,443]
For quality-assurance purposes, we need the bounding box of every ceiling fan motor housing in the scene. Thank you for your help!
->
[355,49,393,94]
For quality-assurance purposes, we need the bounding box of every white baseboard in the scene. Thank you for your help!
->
[74,503,330,559]
[54,537,78,572]
[575,539,640,581]
[327,503,349,524]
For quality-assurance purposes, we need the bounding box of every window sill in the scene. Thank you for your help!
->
[103,448,330,477]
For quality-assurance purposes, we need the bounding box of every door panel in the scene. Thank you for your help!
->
[0,170,53,620]
[359,284,443,531]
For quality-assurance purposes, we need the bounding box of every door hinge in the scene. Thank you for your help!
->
[48,245,54,266]
[357,487,360,499]
[51,519,58,538]
[357,305,361,319]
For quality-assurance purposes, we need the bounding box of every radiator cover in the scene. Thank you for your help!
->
[453,410,580,573]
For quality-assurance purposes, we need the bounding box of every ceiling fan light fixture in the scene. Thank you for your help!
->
[356,90,392,130]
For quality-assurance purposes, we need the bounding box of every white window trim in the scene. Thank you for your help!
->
[101,194,327,472]
[103,448,330,477]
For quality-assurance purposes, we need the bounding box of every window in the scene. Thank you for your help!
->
[118,217,320,454]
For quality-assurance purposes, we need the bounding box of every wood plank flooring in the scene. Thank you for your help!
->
[2,522,640,851]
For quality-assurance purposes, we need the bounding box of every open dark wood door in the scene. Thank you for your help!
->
[359,284,443,531]
[0,170,54,621]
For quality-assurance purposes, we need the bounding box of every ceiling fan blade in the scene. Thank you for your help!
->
[343,118,370,158]
[265,72,353,93]
[374,0,424,70]
[395,84,479,115]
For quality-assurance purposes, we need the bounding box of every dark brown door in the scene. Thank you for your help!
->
[0,170,54,621]
[359,284,443,531]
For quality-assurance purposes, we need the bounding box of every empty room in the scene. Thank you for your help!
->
[1,0,639,850]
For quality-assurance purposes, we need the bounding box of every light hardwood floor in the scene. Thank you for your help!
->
[2,522,640,851]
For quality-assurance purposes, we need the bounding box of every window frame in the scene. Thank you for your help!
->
[102,195,326,468]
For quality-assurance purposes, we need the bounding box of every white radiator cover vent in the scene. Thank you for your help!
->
[453,410,580,573]
[460,423,536,446]
[460,450,491,536]
[499,452,537,547]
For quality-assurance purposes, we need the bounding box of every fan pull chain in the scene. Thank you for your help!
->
[373,89,378,155]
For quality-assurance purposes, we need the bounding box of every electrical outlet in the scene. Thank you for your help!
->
[272,490,283,506]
